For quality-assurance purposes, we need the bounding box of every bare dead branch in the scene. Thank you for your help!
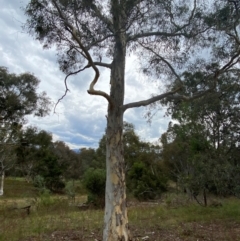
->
[54,65,91,113]
[51,0,113,108]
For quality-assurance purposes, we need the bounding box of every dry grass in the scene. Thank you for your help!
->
[1,178,240,241]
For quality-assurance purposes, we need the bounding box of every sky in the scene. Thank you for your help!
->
[0,0,170,149]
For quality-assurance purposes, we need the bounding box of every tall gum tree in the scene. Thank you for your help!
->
[0,67,51,195]
[24,0,240,240]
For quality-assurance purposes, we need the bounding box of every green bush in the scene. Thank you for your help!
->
[128,161,167,200]
[83,168,106,207]
[45,177,65,193]
[33,175,46,190]
[35,154,66,193]
[38,189,55,206]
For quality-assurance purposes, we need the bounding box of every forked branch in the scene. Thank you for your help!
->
[51,0,113,108]
[138,41,183,85]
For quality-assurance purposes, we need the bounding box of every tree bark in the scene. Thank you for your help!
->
[103,31,129,240]
[0,171,4,196]
[104,113,129,241]
[203,188,207,207]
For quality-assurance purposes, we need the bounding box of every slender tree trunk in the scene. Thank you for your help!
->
[203,188,207,207]
[103,32,129,240]
[0,171,4,196]
[104,112,129,240]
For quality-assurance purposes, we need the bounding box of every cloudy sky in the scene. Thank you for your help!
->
[0,0,170,149]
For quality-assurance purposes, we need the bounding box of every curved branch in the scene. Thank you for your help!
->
[51,0,113,108]
[138,41,183,85]
[219,49,240,73]
[90,3,114,33]
[54,65,91,113]
[127,0,210,43]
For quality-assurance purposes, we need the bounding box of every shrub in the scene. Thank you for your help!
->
[127,161,167,200]
[83,168,106,207]
[33,175,45,190]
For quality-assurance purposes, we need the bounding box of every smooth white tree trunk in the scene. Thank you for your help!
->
[0,171,4,196]
[104,114,129,241]
[103,32,129,240]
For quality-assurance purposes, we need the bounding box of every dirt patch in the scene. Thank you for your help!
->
[19,221,240,241]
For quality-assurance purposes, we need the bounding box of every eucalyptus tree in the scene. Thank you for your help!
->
[24,0,240,239]
[0,67,50,195]
[16,126,53,183]
[0,122,20,195]
[160,121,213,206]
[0,67,51,123]
[16,127,67,192]
[161,73,240,200]
[166,73,240,152]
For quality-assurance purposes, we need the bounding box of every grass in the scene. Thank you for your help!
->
[1,178,240,240]
[2,177,38,198]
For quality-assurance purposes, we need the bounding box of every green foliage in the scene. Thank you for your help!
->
[33,175,45,190]
[15,127,77,193]
[83,168,106,207]
[161,75,240,203]
[39,154,66,193]
[128,161,167,200]
[0,64,52,195]
[37,189,55,207]
[53,141,81,180]
[93,122,167,200]
[79,148,102,175]
[0,66,51,122]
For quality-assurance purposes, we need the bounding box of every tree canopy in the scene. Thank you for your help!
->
[161,74,240,205]
[0,67,51,123]
[0,67,51,195]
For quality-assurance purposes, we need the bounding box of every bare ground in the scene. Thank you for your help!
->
[20,221,240,241]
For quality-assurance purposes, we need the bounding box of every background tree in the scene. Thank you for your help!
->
[83,168,106,208]
[16,127,67,192]
[0,67,50,195]
[78,147,99,174]
[0,66,51,123]
[93,122,167,201]
[161,122,212,206]
[52,140,81,181]
[0,122,20,195]
[16,126,43,182]
[24,0,240,239]
[161,74,240,204]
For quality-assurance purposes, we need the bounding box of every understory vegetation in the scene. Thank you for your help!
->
[1,178,240,241]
